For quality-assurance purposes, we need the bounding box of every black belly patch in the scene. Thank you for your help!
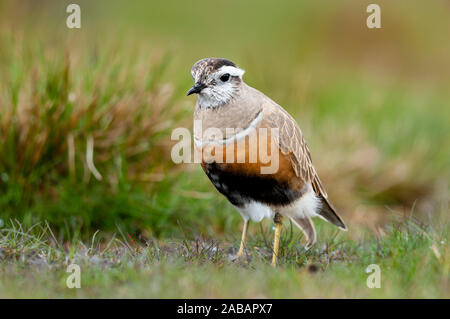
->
[203,163,303,207]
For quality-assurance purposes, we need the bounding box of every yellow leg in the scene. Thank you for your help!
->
[271,213,283,266]
[237,220,249,258]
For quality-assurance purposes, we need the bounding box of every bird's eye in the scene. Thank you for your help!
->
[220,73,230,82]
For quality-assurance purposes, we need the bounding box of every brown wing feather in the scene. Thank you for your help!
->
[266,105,347,230]
[266,107,320,191]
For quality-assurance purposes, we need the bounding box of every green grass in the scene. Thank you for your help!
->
[0,216,448,298]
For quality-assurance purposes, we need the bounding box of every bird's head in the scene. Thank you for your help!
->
[187,58,245,109]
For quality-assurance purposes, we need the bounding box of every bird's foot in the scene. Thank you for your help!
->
[229,251,244,262]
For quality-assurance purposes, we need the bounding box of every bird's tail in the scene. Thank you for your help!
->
[317,195,347,231]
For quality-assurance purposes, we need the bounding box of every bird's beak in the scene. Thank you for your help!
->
[187,83,206,96]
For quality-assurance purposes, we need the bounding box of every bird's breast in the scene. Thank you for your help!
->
[197,129,306,207]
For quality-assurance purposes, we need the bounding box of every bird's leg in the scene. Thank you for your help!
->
[271,212,283,267]
[236,220,249,258]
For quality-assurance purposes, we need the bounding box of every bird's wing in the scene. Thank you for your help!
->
[264,103,347,230]
[265,105,328,198]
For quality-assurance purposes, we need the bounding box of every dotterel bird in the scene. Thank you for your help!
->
[187,58,346,266]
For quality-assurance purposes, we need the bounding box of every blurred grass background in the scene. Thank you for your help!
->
[0,0,449,241]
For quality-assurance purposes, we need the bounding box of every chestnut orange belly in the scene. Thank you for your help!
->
[198,128,307,208]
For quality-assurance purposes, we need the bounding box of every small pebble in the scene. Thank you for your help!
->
[307,263,320,273]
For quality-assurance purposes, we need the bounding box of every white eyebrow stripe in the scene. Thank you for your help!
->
[194,110,263,148]
[218,65,245,78]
